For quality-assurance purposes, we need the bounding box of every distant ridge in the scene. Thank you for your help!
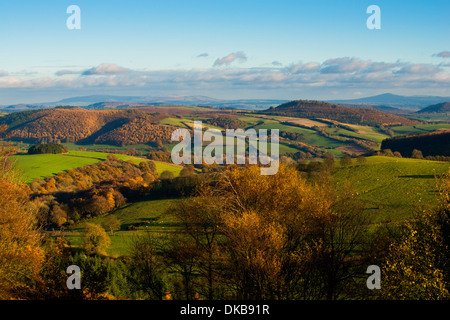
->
[417,102,450,114]
[329,93,450,110]
[261,99,421,125]
[0,95,287,112]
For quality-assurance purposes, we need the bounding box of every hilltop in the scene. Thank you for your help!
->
[261,100,421,126]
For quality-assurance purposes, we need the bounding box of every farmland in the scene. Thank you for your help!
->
[13,150,182,183]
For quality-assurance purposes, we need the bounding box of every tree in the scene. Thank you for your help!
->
[128,234,165,300]
[356,156,367,164]
[380,170,450,299]
[411,149,424,159]
[83,223,111,255]
[171,165,369,300]
[0,155,44,299]
[382,149,394,157]
[102,215,122,235]
[160,170,175,180]
[147,160,157,173]
[340,154,352,166]
[179,166,195,177]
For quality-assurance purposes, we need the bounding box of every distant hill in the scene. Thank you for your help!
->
[0,108,176,146]
[329,93,450,110]
[417,102,450,114]
[381,130,450,157]
[338,103,408,115]
[0,95,288,112]
[261,100,421,125]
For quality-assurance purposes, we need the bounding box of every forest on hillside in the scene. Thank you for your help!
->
[262,100,421,126]
[0,108,175,146]
[381,131,450,157]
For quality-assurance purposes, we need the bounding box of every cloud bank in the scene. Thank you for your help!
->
[0,56,449,102]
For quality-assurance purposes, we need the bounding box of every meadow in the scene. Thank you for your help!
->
[13,150,182,183]
[333,156,450,223]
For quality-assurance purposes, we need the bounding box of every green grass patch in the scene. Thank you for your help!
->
[65,198,182,257]
[332,156,450,223]
[13,150,182,183]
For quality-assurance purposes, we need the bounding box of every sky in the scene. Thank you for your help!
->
[0,0,449,104]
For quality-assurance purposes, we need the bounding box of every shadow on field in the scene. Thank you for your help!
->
[398,174,436,179]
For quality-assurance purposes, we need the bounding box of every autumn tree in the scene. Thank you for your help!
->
[160,170,175,180]
[83,223,111,256]
[102,215,122,235]
[0,155,44,299]
[170,165,370,300]
[411,149,424,159]
[380,171,450,299]
[340,154,352,167]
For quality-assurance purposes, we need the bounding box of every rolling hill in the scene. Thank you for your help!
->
[417,102,450,114]
[330,93,450,109]
[0,108,176,146]
[261,100,421,126]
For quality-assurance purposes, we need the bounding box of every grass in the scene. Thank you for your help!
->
[13,153,101,183]
[332,156,450,223]
[254,122,347,148]
[66,198,182,257]
[13,150,182,183]
[390,123,450,136]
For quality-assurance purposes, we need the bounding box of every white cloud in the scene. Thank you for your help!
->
[55,69,82,76]
[213,51,247,67]
[81,63,131,76]
[394,63,440,75]
[286,62,320,74]
[434,51,450,58]
[320,57,371,74]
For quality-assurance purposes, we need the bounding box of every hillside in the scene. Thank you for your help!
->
[0,108,176,146]
[332,156,450,222]
[381,130,450,157]
[417,102,450,114]
[261,100,421,125]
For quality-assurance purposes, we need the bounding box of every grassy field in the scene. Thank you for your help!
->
[13,150,182,183]
[390,123,450,136]
[333,156,450,223]
[65,198,182,257]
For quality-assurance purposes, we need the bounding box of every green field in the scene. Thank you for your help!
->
[65,198,182,257]
[333,156,450,223]
[390,123,450,136]
[13,150,182,183]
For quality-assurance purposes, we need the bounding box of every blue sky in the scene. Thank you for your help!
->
[0,0,449,104]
